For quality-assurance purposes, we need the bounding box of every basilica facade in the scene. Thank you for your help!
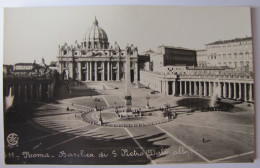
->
[57,17,139,83]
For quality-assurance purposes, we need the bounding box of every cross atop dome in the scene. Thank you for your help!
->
[93,16,98,26]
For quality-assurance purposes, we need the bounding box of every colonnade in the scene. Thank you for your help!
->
[178,80,254,102]
[4,82,54,102]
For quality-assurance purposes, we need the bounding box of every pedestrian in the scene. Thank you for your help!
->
[202,138,205,143]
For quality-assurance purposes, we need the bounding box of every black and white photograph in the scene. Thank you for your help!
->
[3,6,255,165]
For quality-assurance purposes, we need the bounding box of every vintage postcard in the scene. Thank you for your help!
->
[3,6,254,164]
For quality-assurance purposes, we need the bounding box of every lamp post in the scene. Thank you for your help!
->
[164,103,171,121]
[146,95,150,108]
[94,98,100,111]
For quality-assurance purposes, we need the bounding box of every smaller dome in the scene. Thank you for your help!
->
[86,17,109,49]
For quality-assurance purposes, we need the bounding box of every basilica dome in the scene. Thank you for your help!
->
[86,17,109,49]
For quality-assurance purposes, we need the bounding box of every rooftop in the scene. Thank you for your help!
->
[206,37,252,46]
[158,45,196,51]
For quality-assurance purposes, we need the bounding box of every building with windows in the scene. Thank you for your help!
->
[196,37,253,72]
[150,46,197,73]
[57,17,139,83]
[140,37,254,102]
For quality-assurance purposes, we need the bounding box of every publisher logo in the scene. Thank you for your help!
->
[7,133,19,148]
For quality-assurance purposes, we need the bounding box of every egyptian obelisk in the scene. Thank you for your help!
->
[125,47,132,112]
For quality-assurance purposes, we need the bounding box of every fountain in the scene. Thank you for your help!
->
[209,82,221,107]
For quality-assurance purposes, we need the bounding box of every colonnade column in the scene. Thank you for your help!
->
[95,62,98,81]
[244,83,247,101]
[233,83,237,99]
[102,62,105,81]
[30,84,33,101]
[17,85,21,101]
[107,62,110,81]
[24,84,28,101]
[48,84,51,99]
[238,83,242,99]
[38,84,42,100]
[249,84,253,101]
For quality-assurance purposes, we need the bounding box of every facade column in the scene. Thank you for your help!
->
[111,62,113,81]
[194,81,197,95]
[244,83,247,101]
[189,81,192,96]
[107,62,110,81]
[77,62,82,81]
[117,61,120,81]
[102,62,105,81]
[184,81,187,95]
[90,62,92,81]
[233,83,237,99]
[95,61,98,81]
[212,82,215,96]
[24,84,28,101]
[179,81,182,96]
[166,80,169,95]
[69,62,74,79]
[204,81,207,96]
[199,81,203,96]
[223,82,226,98]
[134,61,138,83]
[229,82,232,99]
[172,81,175,96]
[59,61,62,74]
[208,82,212,97]
[86,62,89,81]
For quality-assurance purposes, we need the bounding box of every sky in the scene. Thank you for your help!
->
[3,6,252,65]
